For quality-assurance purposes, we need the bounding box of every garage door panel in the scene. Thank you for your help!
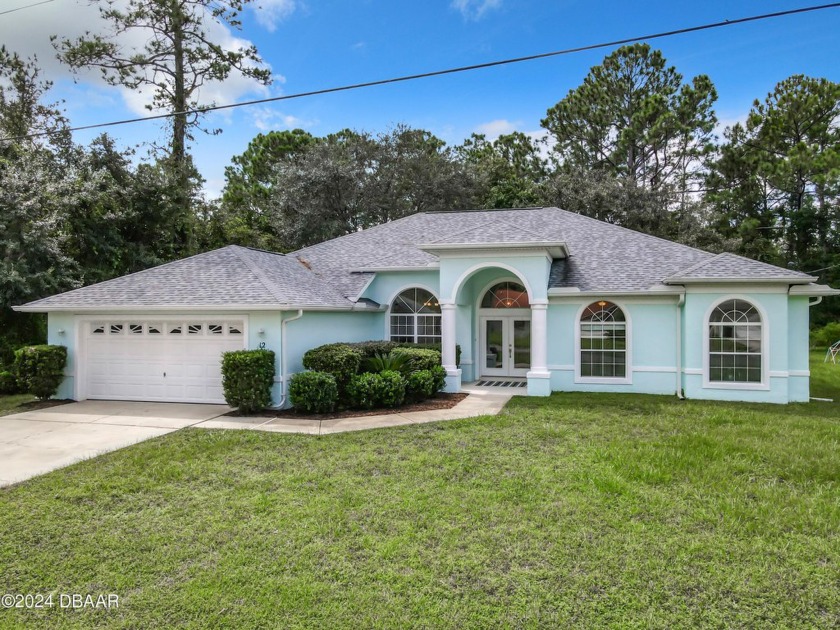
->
[85,319,246,404]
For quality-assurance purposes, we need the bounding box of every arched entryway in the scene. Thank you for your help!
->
[478,280,531,377]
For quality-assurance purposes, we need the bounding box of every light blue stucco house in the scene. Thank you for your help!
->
[16,207,839,405]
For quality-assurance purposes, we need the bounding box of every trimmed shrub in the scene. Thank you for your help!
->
[430,365,447,393]
[396,342,461,367]
[0,371,19,395]
[377,370,406,408]
[347,340,399,359]
[221,349,275,414]
[302,343,362,397]
[347,372,380,410]
[347,370,407,409]
[811,322,840,349]
[289,371,338,413]
[14,345,67,400]
[363,352,412,375]
[406,369,435,403]
[391,347,441,372]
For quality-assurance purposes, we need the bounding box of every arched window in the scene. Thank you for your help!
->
[708,299,762,383]
[390,288,441,344]
[481,281,530,308]
[580,301,627,378]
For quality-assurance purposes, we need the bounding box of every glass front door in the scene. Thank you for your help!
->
[481,317,531,377]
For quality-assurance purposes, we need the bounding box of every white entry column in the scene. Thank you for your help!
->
[440,302,462,392]
[527,300,551,396]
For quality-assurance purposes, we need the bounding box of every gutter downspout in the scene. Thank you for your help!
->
[809,297,823,307]
[254,310,303,426]
[676,293,685,399]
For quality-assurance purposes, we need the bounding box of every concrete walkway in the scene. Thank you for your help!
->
[0,389,516,486]
[0,401,230,487]
[194,387,515,435]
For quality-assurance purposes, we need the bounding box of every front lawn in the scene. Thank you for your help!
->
[810,350,840,400]
[0,393,36,417]
[2,390,838,627]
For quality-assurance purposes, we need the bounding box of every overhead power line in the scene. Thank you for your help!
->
[2,2,840,143]
[0,0,56,17]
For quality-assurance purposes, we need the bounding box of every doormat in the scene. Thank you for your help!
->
[474,380,527,388]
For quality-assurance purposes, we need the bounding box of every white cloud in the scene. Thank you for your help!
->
[474,118,519,139]
[0,1,279,122]
[249,106,311,131]
[714,111,749,141]
[451,0,502,20]
[252,0,297,32]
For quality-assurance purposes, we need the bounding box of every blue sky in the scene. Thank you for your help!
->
[2,0,839,197]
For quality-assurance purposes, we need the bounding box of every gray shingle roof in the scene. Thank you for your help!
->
[19,207,821,312]
[428,218,547,245]
[19,246,353,310]
[664,252,814,282]
[296,207,718,294]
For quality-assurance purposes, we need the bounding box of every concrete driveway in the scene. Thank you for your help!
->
[0,401,229,487]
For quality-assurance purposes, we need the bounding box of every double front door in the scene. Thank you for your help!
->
[481,316,531,377]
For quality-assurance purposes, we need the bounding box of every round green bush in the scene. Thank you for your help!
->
[347,340,400,360]
[377,370,406,408]
[302,343,362,399]
[0,371,19,395]
[391,347,441,372]
[347,372,380,410]
[406,369,435,403]
[221,349,275,414]
[14,345,67,400]
[430,365,447,393]
[810,322,840,349]
[289,371,338,414]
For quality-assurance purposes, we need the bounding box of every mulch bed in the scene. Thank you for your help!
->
[225,392,469,420]
[13,399,74,412]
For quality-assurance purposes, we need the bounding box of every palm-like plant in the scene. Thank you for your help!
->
[364,352,412,375]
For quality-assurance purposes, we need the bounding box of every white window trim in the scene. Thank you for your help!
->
[574,300,633,385]
[702,296,770,391]
[385,285,442,344]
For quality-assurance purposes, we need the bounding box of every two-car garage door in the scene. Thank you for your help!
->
[84,319,246,403]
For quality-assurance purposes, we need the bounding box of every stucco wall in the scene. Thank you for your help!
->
[545,297,679,396]
[47,313,76,400]
[681,289,795,404]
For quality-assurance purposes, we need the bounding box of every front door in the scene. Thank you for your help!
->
[481,317,531,377]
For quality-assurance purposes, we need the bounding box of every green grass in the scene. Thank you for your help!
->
[810,350,840,400]
[0,366,838,628]
[0,393,36,417]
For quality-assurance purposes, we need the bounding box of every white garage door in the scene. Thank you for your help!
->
[84,319,246,403]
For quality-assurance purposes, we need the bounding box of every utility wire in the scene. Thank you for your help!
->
[2,2,840,142]
[0,0,56,17]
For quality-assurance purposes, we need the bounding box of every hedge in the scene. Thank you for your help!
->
[391,347,441,372]
[221,349,275,414]
[0,371,19,395]
[14,345,67,400]
[347,372,380,409]
[810,322,840,349]
[406,369,435,403]
[430,365,447,392]
[338,340,461,366]
[289,371,338,413]
[302,343,361,398]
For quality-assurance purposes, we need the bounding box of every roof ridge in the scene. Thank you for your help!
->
[230,246,295,304]
[546,206,716,259]
[668,252,727,278]
[291,212,429,255]
[667,250,813,279]
[427,216,546,244]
